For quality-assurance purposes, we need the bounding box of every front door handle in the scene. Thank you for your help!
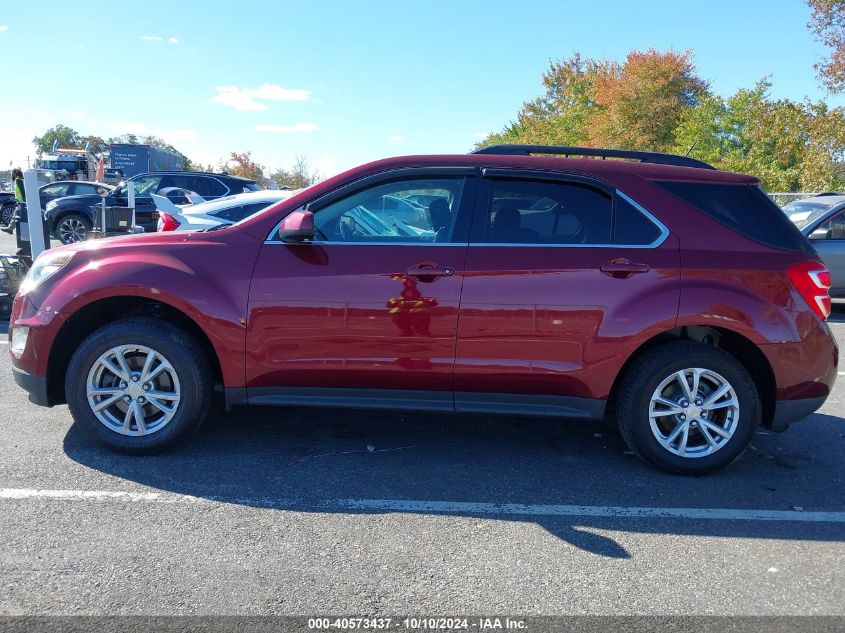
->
[406,262,455,281]
[600,258,650,279]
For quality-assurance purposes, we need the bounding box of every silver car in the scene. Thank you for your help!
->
[784,194,845,298]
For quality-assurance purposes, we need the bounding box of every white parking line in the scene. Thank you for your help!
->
[1,488,844,523]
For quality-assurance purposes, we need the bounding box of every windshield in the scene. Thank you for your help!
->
[783,201,835,229]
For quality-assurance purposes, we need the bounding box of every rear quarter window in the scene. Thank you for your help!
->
[656,182,811,252]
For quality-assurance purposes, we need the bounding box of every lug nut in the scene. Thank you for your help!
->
[691,421,698,428]
[131,374,140,382]
[123,395,131,403]
[143,383,151,391]
[679,414,686,420]
[694,399,702,406]
[680,400,689,407]
[119,381,127,389]
[138,397,146,404]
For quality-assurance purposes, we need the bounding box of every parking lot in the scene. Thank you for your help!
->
[0,230,843,616]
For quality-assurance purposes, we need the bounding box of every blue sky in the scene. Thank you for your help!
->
[1,0,841,177]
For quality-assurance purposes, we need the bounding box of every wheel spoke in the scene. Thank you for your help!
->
[92,392,124,412]
[650,397,684,416]
[700,419,731,439]
[147,397,176,415]
[146,390,180,403]
[702,383,731,409]
[100,356,129,382]
[122,405,134,432]
[705,397,737,411]
[675,422,690,455]
[132,401,147,435]
[145,361,171,383]
[698,422,717,448]
[665,420,687,445]
[114,349,133,381]
[675,370,694,401]
[140,351,159,383]
[690,368,702,401]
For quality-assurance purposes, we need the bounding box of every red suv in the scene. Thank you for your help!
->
[7,146,838,474]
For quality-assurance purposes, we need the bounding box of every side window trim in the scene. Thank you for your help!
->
[470,174,668,249]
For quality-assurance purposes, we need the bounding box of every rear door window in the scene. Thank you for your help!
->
[657,182,811,252]
[475,177,663,246]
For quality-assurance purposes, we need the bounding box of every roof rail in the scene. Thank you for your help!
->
[472,144,715,170]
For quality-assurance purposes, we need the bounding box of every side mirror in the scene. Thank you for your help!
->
[809,228,829,240]
[278,210,315,242]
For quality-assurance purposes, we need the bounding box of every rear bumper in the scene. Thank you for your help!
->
[12,364,51,407]
[770,396,827,432]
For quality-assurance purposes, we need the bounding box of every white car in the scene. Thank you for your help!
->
[154,190,297,232]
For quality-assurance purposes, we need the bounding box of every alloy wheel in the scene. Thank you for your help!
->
[59,218,87,243]
[648,368,740,459]
[86,344,181,437]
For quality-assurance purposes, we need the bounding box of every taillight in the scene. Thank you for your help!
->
[787,261,832,320]
[158,212,181,232]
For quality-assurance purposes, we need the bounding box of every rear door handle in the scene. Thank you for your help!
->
[600,258,650,279]
[406,262,455,280]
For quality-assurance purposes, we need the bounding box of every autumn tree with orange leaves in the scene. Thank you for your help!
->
[808,0,845,94]
[479,48,845,191]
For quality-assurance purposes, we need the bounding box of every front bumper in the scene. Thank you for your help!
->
[770,396,827,432]
[12,364,51,407]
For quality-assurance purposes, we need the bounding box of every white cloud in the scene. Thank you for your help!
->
[388,135,406,142]
[209,84,312,111]
[141,35,163,42]
[168,37,179,44]
[0,25,8,32]
[473,131,490,140]
[254,123,319,134]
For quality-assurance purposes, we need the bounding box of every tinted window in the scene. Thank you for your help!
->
[812,211,845,240]
[71,183,102,196]
[480,179,612,244]
[657,182,811,252]
[614,196,662,245]
[170,176,227,198]
[314,178,465,243]
[40,183,71,198]
[238,201,274,220]
[123,175,164,197]
[210,204,244,222]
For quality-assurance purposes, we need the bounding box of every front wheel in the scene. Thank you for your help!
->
[65,318,213,453]
[56,213,92,244]
[615,342,759,475]
[0,203,14,227]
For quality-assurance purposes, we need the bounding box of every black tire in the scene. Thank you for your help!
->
[0,295,11,321]
[65,317,213,454]
[55,213,92,244]
[615,342,759,475]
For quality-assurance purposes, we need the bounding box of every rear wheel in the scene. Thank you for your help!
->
[65,318,213,453]
[615,342,759,475]
[56,213,91,244]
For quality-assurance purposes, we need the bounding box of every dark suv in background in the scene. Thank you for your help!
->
[43,171,260,243]
[8,146,838,474]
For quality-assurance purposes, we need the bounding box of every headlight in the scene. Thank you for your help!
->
[18,251,75,294]
[46,200,58,211]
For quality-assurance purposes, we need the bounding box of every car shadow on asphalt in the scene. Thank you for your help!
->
[62,403,845,559]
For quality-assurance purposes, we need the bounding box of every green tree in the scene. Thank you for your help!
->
[270,156,319,189]
[32,124,82,157]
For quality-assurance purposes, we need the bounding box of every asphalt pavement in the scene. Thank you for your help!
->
[0,231,843,616]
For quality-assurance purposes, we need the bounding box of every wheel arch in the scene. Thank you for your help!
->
[608,325,777,428]
[46,296,224,406]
